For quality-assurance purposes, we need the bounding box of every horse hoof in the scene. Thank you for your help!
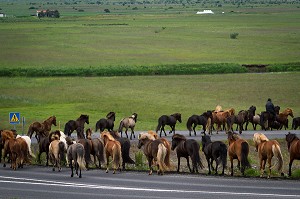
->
[71,174,74,177]
[52,168,55,172]
[106,169,109,173]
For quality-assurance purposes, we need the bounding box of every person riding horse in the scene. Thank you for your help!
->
[265,98,276,124]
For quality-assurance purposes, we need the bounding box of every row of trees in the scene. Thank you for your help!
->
[37,9,60,18]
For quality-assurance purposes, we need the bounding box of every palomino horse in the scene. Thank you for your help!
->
[156,113,182,137]
[285,132,300,176]
[109,130,135,170]
[253,133,284,178]
[201,133,227,175]
[186,111,213,136]
[227,131,250,176]
[118,113,138,140]
[49,132,65,172]
[101,131,122,174]
[66,137,86,178]
[215,108,235,133]
[27,116,57,142]
[95,112,116,133]
[138,133,168,175]
[171,134,204,173]
[64,114,89,139]
[86,128,105,168]
[276,108,294,130]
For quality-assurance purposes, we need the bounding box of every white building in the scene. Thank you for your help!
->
[0,13,6,17]
[196,10,214,14]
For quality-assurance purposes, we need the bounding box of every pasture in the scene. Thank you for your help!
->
[0,72,299,132]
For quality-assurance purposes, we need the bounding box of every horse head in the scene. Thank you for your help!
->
[286,108,294,118]
[172,113,182,123]
[131,113,138,122]
[171,134,186,150]
[106,112,116,120]
[201,134,212,150]
[79,114,89,124]
[227,131,240,144]
[286,132,297,150]
[137,132,152,149]
[86,128,92,140]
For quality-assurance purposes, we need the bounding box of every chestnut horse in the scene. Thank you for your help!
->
[64,114,89,139]
[227,131,250,176]
[156,113,182,137]
[276,108,294,130]
[27,116,57,142]
[138,133,168,175]
[253,133,284,178]
[118,113,138,140]
[101,131,122,174]
[95,112,116,133]
[285,132,300,176]
[86,128,105,168]
[171,134,204,173]
[215,108,235,133]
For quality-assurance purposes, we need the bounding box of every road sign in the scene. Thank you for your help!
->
[9,112,20,125]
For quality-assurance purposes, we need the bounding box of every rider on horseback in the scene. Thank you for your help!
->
[265,98,276,123]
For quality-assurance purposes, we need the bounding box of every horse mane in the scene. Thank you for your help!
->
[101,131,116,141]
[78,114,88,121]
[253,133,269,145]
[138,132,154,140]
[106,112,116,120]
[172,133,186,141]
[286,132,298,143]
[215,105,223,112]
[147,130,158,139]
[228,131,240,141]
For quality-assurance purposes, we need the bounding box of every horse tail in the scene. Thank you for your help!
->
[157,143,168,173]
[122,140,135,164]
[59,141,65,165]
[118,119,124,132]
[77,151,86,171]
[186,117,193,132]
[27,124,34,138]
[64,123,70,136]
[192,142,204,169]
[271,143,284,174]
[217,143,227,168]
[241,142,251,168]
[161,139,172,169]
[96,138,105,163]
[112,142,122,170]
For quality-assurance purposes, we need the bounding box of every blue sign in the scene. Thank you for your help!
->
[9,112,20,125]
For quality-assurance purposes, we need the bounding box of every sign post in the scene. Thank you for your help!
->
[9,112,20,130]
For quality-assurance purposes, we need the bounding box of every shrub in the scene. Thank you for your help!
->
[230,32,239,39]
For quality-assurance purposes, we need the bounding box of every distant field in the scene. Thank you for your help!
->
[0,3,299,71]
[0,73,299,132]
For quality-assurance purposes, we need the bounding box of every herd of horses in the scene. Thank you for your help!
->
[0,106,300,179]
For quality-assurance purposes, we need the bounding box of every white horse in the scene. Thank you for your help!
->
[16,135,36,158]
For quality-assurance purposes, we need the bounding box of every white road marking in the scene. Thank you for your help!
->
[0,175,299,198]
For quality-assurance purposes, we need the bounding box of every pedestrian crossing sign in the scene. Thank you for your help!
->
[9,112,20,124]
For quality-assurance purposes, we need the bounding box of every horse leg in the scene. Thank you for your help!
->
[70,161,74,177]
[162,126,167,137]
[148,157,153,175]
[230,157,234,176]
[193,124,197,136]
[130,127,135,140]
[267,157,272,178]
[186,157,192,173]
[206,157,211,175]
[215,159,219,175]
[288,158,294,177]
[125,128,129,139]
[106,154,110,173]
[260,159,265,177]
[177,156,181,173]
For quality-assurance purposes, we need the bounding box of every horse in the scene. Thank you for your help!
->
[227,131,250,176]
[37,130,61,166]
[16,135,36,158]
[109,130,135,170]
[66,137,86,178]
[64,114,89,139]
[27,116,57,142]
[253,133,284,178]
[77,138,93,170]
[227,110,248,134]
[1,130,29,170]
[245,105,256,130]
[276,108,294,130]
[260,106,281,130]
[285,132,300,176]
[171,134,204,173]
[186,111,212,136]
[95,112,116,133]
[118,113,138,140]
[292,117,300,130]
[49,133,65,172]
[156,113,182,137]
[215,110,233,133]
[86,128,105,168]
[201,133,227,175]
[138,133,168,175]
[101,131,122,174]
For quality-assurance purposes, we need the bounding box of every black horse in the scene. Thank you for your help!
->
[64,114,89,139]
[171,134,204,173]
[156,113,182,137]
[245,105,256,130]
[186,111,212,136]
[110,130,135,170]
[95,112,116,133]
[292,117,300,130]
[201,133,227,175]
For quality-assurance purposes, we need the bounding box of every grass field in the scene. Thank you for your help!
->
[0,72,299,132]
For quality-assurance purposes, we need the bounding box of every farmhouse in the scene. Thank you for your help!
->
[196,10,214,14]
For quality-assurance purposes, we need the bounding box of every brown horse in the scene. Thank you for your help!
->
[227,110,248,134]
[215,108,235,133]
[253,133,284,178]
[49,134,65,172]
[138,133,168,175]
[66,137,86,178]
[276,108,294,130]
[171,134,204,173]
[227,131,250,176]
[285,132,300,176]
[27,116,57,141]
[118,113,138,140]
[1,130,29,170]
[86,128,105,168]
[101,131,122,174]
[64,114,89,139]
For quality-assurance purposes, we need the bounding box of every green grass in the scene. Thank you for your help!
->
[0,72,299,132]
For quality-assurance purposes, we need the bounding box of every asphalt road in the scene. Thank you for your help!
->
[1,165,300,199]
